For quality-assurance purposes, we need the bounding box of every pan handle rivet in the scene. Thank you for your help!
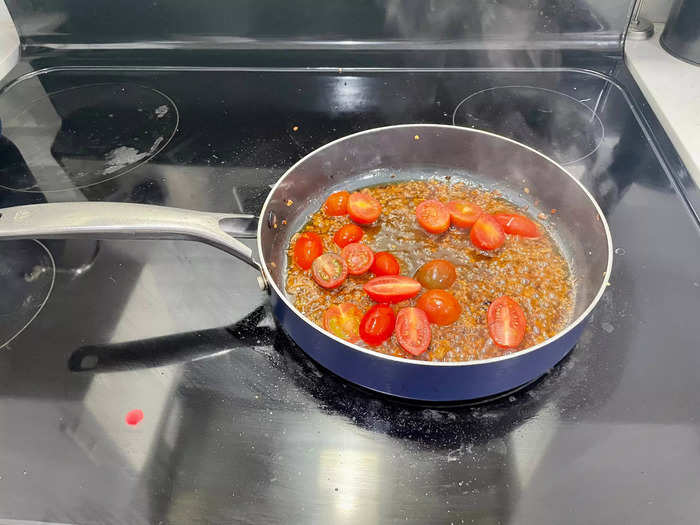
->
[267,211,277,229]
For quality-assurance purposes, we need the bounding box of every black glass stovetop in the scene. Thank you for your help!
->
[1,65,699,524]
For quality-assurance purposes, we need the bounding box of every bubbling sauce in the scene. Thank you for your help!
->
[286,180,574,362]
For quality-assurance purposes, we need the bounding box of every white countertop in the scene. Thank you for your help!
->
[626,24,700,184]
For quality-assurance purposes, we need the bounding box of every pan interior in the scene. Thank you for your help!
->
[260,126,610,338]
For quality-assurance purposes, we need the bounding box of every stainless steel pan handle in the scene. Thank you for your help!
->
[0,202,263,276]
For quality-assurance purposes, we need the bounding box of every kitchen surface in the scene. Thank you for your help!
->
[0,1,699,524]
[626,23,700,184]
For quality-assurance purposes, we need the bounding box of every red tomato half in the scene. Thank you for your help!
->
[323,302,363,343]
[293,232,323,270]
[447,200,483,229]
[493,213,541,238]
[416,289,462,326]
[470,214,505,251]
[323,191,350,216]
[333,223,364,248]
[359,304,396,346]
[363,276,422,303]
[311,253,348,289]
[341,242,374,275]
[487,296,527,348]
[347,192,382,224]
[395,307,431,356]
[416,199,450,234]
[371,252,400,276]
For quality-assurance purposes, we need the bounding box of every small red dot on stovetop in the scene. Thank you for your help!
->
[125,409,144,426]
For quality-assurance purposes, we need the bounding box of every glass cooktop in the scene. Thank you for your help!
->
[0,66,699,524]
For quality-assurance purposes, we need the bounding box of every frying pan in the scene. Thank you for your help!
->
[0,125,612,401]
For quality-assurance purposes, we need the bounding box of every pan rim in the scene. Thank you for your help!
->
[258,124,613,368]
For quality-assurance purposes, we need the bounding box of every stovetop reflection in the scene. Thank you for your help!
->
[0,239,54,349]
[69,305,546,409]
[64,303,606,525]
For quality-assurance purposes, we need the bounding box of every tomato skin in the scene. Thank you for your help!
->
[371,252,400,276]
[487,296,527,348]
[293,232,323,270]
[416,290,462,326]
[347,192,382,224]
[311,253,348,289]
[493,213,541,238]
[341,242,374,275]
[470,213,505,251]
[395,307,431,356]
[363,276,422,303]
[414,259,457,289]
[333,224,364,248]
[324,191,350,216]
[359,304,396,346]
[416,199,451,234]
[447,200,483,229]
[323,302,363,343]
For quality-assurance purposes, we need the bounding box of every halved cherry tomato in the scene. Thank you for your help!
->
[416,199,450,234]
[395,307,431,356]
[333,223,364,248]
[470,213,505,251]
[363,276,421,303]
[416,290,462,326]
[359,304,396,346]
[323,302,362,343]
[371,251,400,276]
[347,192,382,224]
[293,232,323,270]
[311,253,348,289]
[323,190,350,216]
[414,259,457,289]
[447,200,483,229]
[341,242,374,275]
[487,296,527,348]
[493,213,541,238]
